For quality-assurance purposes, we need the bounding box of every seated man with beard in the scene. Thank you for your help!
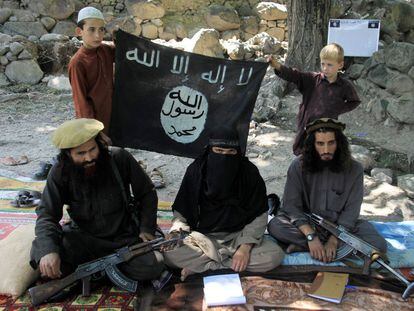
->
[267,118,387,263]
[163,127,284,280]
[30,118,164,281]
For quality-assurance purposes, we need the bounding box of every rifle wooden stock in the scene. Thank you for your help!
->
[29,272,82,306]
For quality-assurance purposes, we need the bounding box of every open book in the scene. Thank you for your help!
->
[307,272,349,304]
[203,274,246,307]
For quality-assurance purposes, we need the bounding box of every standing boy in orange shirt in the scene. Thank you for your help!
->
[269,43,360,155]
[68,7,115,133]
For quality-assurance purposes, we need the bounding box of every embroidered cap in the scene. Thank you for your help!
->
[52,118,104,149]
[305,118,346,134]
[77,6,104,24]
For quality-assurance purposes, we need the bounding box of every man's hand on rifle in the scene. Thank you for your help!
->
[308,237,328,263]
[39,252,62,279]
[324,235,338,262]
[139,232,155,242]
[160,229,186,252]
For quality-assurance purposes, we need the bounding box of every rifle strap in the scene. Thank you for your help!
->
[110,157,129,206]
[110,156,141,231]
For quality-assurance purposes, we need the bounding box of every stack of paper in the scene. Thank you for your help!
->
[307,272,349,304]
[203,274,246,307]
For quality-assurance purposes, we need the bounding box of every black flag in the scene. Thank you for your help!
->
[110,30,267,158]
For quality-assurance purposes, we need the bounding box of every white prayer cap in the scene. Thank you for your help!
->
[77,6,104,24]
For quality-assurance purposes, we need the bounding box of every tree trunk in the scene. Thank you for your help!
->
[286,0,331,71]
[272,0,331,97]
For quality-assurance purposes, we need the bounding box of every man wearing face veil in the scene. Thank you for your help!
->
[163,127,284,280]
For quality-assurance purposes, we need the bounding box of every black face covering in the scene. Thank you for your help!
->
[204,151,241,200]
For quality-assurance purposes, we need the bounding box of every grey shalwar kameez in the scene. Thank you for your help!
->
[267,157,387,253]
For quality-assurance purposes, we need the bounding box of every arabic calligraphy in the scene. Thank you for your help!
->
[160,86,208,144]
[126,48,160,68]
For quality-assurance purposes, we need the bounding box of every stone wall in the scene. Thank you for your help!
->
[0,0,289,84]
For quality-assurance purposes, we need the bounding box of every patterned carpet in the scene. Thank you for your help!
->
[0,174,413,310]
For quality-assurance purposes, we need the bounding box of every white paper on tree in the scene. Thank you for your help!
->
[327,19,380,57]
[203,274,246,307]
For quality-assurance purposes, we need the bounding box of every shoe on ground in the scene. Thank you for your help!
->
[33,161,53,180]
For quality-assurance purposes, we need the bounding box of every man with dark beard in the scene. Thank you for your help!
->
[267,118,387,263]
[30,118,164,282]
[163,127,284,280]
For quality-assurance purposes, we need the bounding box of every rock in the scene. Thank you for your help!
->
[52,21,77,37]
[397,174,414,198]
[29,0,75,20]
[221,30,242,41]
[175,23,187,39]
[5,59,44,84]
[390,1,414,33]
[367,64,395,88]
[362,175,412,221]
[28,35,39,42]
[9,42,24,56]
[0,45,9,56]
[11,9,36,22]
[346,63,364,79]
[385,73,414,95]
[40,16,56,31]
[2,22,48,37]
[0,8,12,24]
[248,153,259,158]
[205,4,241,32]
[188,28,223,58]
[151,18,163,27]
[266,27,284,41]
[0,33,12,44]
[247,32,282,55]
[371,170,393,184]
[47,74,71,90]
[6,51,16,61]
[125,0,165,20]
[371,167,393,179]
[254,2,287,21]
[330,0,352,18]
[221,40,245,60]
[0,72,10,86]
[385,42,414,73]
[106,16,142,37]
[241,16,259,35]
[408,67,414,80]
[387,92,414,124]
[0,55,8,65]
[350,145,375,171]
[17,49,32,60]
[253,96,280,122]
[141,22,158,39]
[40,34,70,41]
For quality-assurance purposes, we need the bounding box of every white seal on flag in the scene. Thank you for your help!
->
[160,86,208,144]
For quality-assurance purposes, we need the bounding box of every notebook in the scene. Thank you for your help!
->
[307,272,349,303]
[203,274,246,307]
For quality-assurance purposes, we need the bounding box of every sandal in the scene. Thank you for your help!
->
[0,155,29,166]
[10,190,41,208]
[150,168,165,189]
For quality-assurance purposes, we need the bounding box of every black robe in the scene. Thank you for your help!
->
[173,152,268,234]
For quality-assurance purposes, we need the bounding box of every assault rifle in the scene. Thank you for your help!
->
[306,213,414,300]
[29,236,182,306]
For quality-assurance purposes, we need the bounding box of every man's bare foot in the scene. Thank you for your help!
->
[180,268,194,281]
